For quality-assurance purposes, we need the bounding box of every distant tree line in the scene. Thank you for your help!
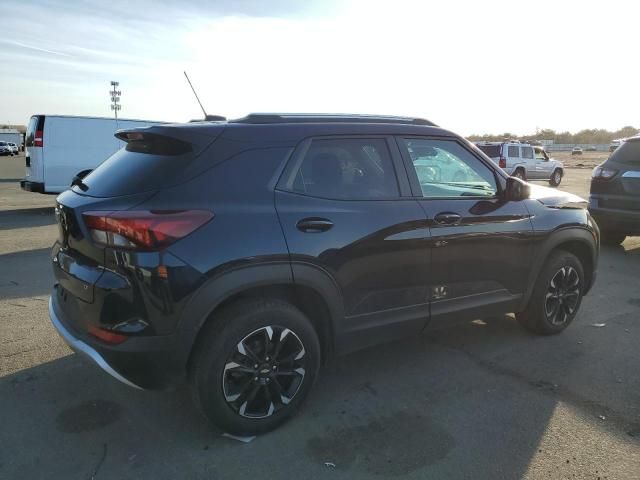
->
[468,126,638,144]
[0,125,26,133]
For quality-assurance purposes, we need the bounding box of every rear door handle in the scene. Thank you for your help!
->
[296,218,334,233]
[433,212,461,225]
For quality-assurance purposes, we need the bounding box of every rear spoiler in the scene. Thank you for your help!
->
[115,123,225,156]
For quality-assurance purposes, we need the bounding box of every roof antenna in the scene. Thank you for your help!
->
[183,71,226,122]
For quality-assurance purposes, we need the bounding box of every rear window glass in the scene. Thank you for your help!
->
[25,116,43,147]
[609,140,640,165]
[477,145,501,157]
[78,149,200,197]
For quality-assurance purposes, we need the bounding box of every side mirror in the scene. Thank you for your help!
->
[505,176,530,201]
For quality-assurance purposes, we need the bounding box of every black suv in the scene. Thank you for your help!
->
[589,135,640,244]
[49,114,599,435]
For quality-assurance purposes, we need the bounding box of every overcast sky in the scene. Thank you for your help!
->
[1,0,637,135]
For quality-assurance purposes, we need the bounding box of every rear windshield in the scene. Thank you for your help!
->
[25,116,44,147]
[78,149,201,197]
[476,145,501,157]
[609,140,640,166]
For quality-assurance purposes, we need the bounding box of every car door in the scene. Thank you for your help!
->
[521,145,536,177]
[275,136,431,352]
[397,136,534,324]
[534,147,553,179]
[506,144,520,175]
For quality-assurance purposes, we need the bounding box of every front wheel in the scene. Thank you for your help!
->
[190,298,321,436]
[517,251,584,335]
[549,169,562,187]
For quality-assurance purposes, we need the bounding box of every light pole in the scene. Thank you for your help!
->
[110,81,121,127]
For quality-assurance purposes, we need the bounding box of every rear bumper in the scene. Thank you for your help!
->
[20,180,45,193]
[589,198,640,234]
[48,296,144,390]
[49,287,187,390]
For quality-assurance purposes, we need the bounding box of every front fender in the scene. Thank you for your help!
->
[519,226,598,310]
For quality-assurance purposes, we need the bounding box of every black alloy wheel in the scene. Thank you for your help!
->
[222,325,307,418]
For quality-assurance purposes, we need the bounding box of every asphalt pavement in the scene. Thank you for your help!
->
[1,154,638,479]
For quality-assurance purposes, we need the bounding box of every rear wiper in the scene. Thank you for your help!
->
[71,175,89,192]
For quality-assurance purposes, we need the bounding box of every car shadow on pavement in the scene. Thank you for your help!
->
[0,207,56,231]
[2,315,637,480]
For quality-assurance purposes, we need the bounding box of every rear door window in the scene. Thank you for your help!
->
[521,146,534,159]
[508,145,520,158]
[282,138,400,200]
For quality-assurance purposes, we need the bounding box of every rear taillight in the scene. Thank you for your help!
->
[82,210,213,251]
[499,157,506,168]
[592,164,617,180]
[88,324,128,344]
[34,130,43,147]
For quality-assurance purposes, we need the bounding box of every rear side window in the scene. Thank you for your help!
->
[283,138,399,200]
[508,146,520,157]
[521,146,534,159]
[477,145,501,157]
[609,140,640,165]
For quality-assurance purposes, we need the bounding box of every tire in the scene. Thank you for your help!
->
[549,169,562,187]
[190,298,321,436]
[513,168,526,180]
[600,231,626,245]
[517,250,584,335]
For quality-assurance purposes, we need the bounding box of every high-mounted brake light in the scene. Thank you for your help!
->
[83,210,213,250]
[34,130,44,147]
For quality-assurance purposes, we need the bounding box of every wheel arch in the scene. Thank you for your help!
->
[179,262,342,377]
[520,227,597,310]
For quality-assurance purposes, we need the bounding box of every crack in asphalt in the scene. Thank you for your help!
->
[428,336,640,440]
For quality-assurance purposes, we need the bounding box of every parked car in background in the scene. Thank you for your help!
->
[7,143,19,155]
[572,147,583,155]
[586,146,597,152]
[475,141,564,186]
[589,134,640,244]
[20,115,166,194]
[49,113,598,435]
[0,141,13,156]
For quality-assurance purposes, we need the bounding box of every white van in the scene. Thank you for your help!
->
[21,115,167,193]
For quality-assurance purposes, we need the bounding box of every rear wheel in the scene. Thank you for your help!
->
[517,251,584,335]
[549,169,562,187]
[513,168,526,180]
[600,231,626,245]
[190,298,320,436]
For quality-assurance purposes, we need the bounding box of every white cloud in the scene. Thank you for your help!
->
[0,0,638,134]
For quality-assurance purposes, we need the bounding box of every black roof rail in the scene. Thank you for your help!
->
[229,113,437,127]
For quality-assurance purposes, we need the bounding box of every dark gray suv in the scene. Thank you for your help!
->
[589,135,640,244]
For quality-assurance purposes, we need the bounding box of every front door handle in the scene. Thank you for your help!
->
[296,217,334,233]
[433,212,461,225]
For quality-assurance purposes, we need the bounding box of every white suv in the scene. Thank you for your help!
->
[475,142,564,186]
